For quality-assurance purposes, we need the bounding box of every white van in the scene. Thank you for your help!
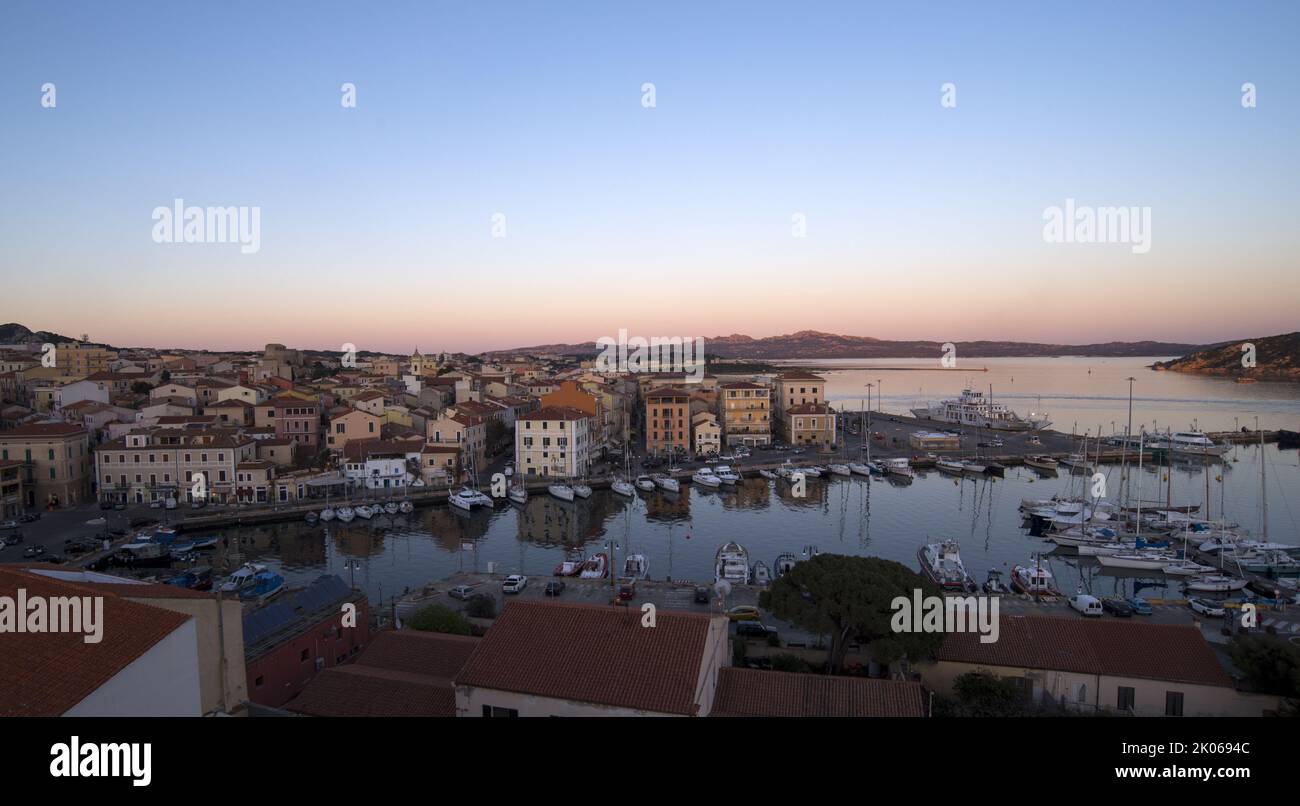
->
[1069,594,1103,617]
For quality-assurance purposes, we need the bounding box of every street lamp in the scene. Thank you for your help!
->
[344,559,362,589]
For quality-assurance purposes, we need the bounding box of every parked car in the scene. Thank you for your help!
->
[1068,594,1103,617]
[736,622,778,639]
[0,520,17,531]
[1101,598,1134,617]
[544,580,565,597]
[1123,597,1153,615]
[694,586,711,604]
[22,545,46,558]
[1189,597,1225,617]
[449,584,474,600]
[18,512,39,523]
[726,605,762,622]
[501,574,528,594]
[618,582,635,600]
[4,533,24,546]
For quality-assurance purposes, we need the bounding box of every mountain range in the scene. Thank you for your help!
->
[1152,332,1300,382]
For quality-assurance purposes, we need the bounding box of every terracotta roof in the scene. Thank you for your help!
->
[517,406,588,422]
[936,615,1233,687]
[785,403,834,415]
[0,567,192,716]
[711,668,927,717]
[356,630,480,681]
[454,600,719,715]
[775,371,826,382]
[722,382,768,390]
[645,387,691,400]
[0,423,86,438]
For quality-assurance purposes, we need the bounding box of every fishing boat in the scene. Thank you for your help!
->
[623,553,650,580]
[1183,574,1247,593]
[982,569,1010,594]
[917,540,977,592]
[579,552,609,579]
[935,457,964,475]
[113,541,173,567]
[1010,559,1060,596]
[828,463,852,477]
[573,484,593,499]
[652,473,680,493]
[398,500,414,514]
[547,483,576,502]
[553,550,585,576]
[165,566,213,591]
[219,563,268,594]
[884,458,914,479]
[1234,550,1300,577]
[610,478,635,497]
[304,511,319,525]
[774,553,797,578]
[1024,455,1059,472]
[751,560,772,586]
[449,487,493,511]
[508,482,528,505]
[383,502,399,515]
[910,388,1050,431]
[634,475,656,492]
[320,507,336,522]
[848,462,872,476]
[692,469,722,487]
[238,570,285,603]
[335,506,355,522]
[715,542,750,584]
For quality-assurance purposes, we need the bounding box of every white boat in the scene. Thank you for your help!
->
[1184,574,1247,592]
[692,469,722,488]
[623,553,649,580]
[1096,551,1177,571]
[652,474,680,493]
[1148,430,1231,458]
[935,457,964,475]
[219,563,267,594]
[634,475,656,492]
[751,560,772,586]
[398,500,414,514]
[1010,561,1059,596]
[828,464,852,477]
[804,466,827,477]
[759,469,778,480]
[319,508,336,522]
[801,545,820,561]
[910,387,1050,431]
[1024,455,1059,472]
[713,466,740,484]
[960,459,986,474]
[1058,453,1093,473]
[508,484,528,505]
[884,458,914,479]
[774,553,797,578]
[355,505,374,520]
[611,478,635,497]
[335,506,355,522]
[715,542,750,584]
[917,540,976,592]
[573,484,593,499]
[579,552,608,579]
[383,502,399,515]
[547,484,575,502]
[449,487,493,511]
[1162,559,1216,576]
[848,463,872,476]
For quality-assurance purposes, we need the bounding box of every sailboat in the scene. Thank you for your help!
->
[611,422,636,496]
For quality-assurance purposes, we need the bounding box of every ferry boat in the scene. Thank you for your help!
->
[917,540,976,592]
[911,388,1050,431]
[715,542,750,584]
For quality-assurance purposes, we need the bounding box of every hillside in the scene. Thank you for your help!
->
[0,322,77,345]
[1153,332,1300,382]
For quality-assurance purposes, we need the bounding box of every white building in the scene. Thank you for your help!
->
[514,406,590,480]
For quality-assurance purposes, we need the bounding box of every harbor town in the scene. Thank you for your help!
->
[2,336,1297,717]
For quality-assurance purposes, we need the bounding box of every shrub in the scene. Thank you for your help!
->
[408,604,473,635]
[770,654,807,673]
[465,594,496,619]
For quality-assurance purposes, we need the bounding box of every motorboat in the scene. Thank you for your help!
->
[548,483,576,502]
[774,553,797,578]
[1024,455,1059,472]
[982,569,1010,594]
[238,571,285,603]
[692,469,722,488]
[804,466,828,477]
[398,500,414,514]
[579,552,609,579]
[449,487,493,511]
[1183,574,1247,593]
[335,506,355,522]
[219,563,268,594]
[751,560,772,586]
[917,540,976,592]
[1147,430,1231,458]
[1234,550,1300,576]
[1010,560,1059,596]
[611,478,636,497]
[634,475,656,492]
[652,473,680,493]
[935,457,964,475]
[553,550,585,576]
[383,502,400,515]
[715,542,750,584]
[320,507,336,522]
[713,466,740,484]
[884,458,914,479]
[848,463,872,476]
[623,553,650,580]
[828,464,852,477]
[355,505,374,520]
[960,459,986,474]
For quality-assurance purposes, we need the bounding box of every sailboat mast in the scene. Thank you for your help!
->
[1259,419,1268,541]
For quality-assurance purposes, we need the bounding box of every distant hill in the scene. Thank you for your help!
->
[0,322,78,345]
[494,330,1205,360]
[1153,332,1300,382]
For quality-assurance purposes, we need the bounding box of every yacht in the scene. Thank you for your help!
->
[548,483,575,502]
[1095,551,1178,571]
[774,553,797,578]
[634,475,657,492]
[884,458,914,479]
[935,457,964,475]
[1162,559,1216,576]
[623,553,650,580]
[508,483,528,505]
[828,464,852,477]
[917,540,976,592]
[449,487,493,511]
[610,478,636,497]
[355,505,374,520]
[715,542,750,584]
[335,506,355,522]
[691,469,722,488]
[751,560,772,586]
[1183,574,1247,593]
[219,563,267,594]
[1058,453,1093,473]
[1148,431,1231,458]
[579,552,609,579]
[910,388,1050,431]
[573,484,593,499]
[713,465,740,484]
[1024,455,1059,472]
[652,473,680,493]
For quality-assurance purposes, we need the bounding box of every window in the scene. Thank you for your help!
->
[301,648,310,662]
[1117,686,1136,713]
[482,705,519,718]
[1165,691,1184,717]
[254,676,264,688]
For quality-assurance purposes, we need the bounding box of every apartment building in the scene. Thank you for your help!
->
[541,380,606,457]
[514,406,590,479]
[645,387,691,457]
[267,394,321,450]
[0,459,29,517]
[692,412,721,457]
[426,409,487,476]
[54,342,118,377]
[95,429,258,505]
[0,423,91,508]
[720,382,771,447]
[328,408,382,451]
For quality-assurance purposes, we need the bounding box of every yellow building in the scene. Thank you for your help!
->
[720,382,771,447]
[784,404,837,449]
[0,423,91,508]
[55,342,118,377]
[645,387,690,457]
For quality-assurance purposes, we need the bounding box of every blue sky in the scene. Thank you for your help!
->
[1,1,1297,352]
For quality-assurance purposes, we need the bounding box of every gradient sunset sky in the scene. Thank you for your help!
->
[2,1,1297,354]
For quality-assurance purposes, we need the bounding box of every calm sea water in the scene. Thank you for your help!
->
[204,358,1299,607]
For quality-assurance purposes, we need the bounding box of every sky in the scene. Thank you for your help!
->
[1,1,1298,354]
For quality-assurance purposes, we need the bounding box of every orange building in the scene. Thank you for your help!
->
[645,387,690,457]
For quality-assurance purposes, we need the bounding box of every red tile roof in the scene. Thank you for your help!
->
[0,423,86,438]
[517,406,587,422]
[454,600,719,715]
[0,567,192,716]
[936,615,1232,687]
[711,668,927,717]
